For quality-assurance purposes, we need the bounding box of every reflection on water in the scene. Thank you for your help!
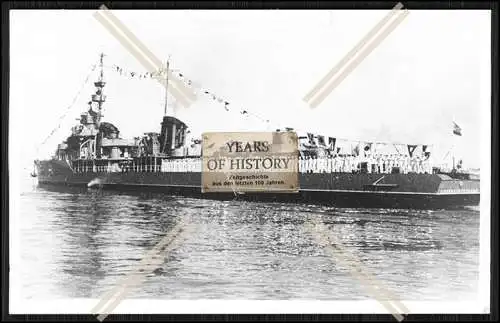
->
[16,182,479,300]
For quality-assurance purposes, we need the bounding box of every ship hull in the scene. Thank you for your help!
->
[38,182,480,209]
[36,160,480,210]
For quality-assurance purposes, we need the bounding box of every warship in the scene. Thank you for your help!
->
[34,54,480,209]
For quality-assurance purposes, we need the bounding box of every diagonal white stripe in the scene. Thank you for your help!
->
[307,219,410,321]
[308,9,409,109]
[93,6,196,108]
[304,3,409,109]
[303,2,404,103]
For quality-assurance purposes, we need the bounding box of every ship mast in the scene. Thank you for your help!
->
[160,57,171,155]
[92,53,107,158]
[163,56,171,117]
[94,53,106,126]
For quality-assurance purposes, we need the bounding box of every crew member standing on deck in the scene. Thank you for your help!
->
[395,156,401,171]
[316,156,323,173]
[312,156,318,173]
[368,153,374,174]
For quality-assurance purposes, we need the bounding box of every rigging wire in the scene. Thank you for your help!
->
[36,63,98,156]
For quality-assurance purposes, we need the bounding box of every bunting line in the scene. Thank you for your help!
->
[93,5,433,160]
[106,59,431,151]
[105,60,261,124]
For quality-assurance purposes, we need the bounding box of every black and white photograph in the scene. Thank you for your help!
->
[6,3,493,318]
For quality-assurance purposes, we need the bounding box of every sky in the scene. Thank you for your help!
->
[10,9,491,171]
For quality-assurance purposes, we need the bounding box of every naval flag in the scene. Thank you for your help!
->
[453,121,462,136]
[328,137,336,151]
[407,144,417,157]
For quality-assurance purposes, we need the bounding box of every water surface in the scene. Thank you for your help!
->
[15,179,480,301]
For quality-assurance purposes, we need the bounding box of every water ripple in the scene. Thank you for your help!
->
[16,183,479,300]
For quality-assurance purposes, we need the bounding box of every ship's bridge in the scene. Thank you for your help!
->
[100,138,136,159]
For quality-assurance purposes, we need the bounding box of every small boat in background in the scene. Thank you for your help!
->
[30,161,38,177]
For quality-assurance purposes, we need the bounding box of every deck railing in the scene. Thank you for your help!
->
[298,156,434,174]
[72,156,437,175]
